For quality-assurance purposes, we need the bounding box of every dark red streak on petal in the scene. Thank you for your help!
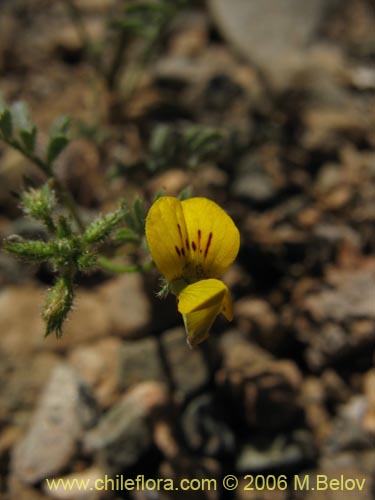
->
[204,232,213,258]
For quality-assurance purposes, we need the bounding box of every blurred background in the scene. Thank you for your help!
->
[0,0,374,499]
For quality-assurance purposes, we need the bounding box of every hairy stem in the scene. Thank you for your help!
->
[4,137,85,232]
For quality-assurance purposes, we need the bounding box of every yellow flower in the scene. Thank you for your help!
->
[145,196,240,347]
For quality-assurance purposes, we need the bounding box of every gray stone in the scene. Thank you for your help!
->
[0,351,60,427]
[11,364,97,484]
[232,154,278,204]
[303,267,375,322]
[236,430,316,473]
[232,170,277,204]
[162,327,210,403]
[181,394,236,457]
[99,273,151,338]
[119,328,210,403]
[83,382,169,472]
[324,395,375,454]
[68,337,123,409]
[217,331,303,431]
[209,0,342,89]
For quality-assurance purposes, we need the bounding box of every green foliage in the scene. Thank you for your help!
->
[0,1,196,340]
[0,97,155,338]
[46,116,71,165]
[148,123,224,171]
[115,1,177,39]
[2,173,152,337]
[20,183,57,229]
[0,98,71,175]
[0,97,12,138]
[42,277,73,338]
[121,197,146,236]
[3,238,55,261]
[83,208,127,245]
[177,186,193,201]
[0,108,12,138]
[113,228,140,244]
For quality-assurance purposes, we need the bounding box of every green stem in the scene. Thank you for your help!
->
[98,256,154,274]
[8,138,51,175]
[5,137,85,233]
[52,177,85,233]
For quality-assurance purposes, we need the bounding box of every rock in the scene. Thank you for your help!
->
[0,284,110,356]
[232,154,279,204]
[301,377,332,446]
[51,289,112,350]
[296,263,375,370]
[55,140,104,208]
[0,351,60,427]
[83,382,169,472]
[161,327,210,403]
[234,297,278,347]
[0,285,46,357]
[181,393,236,457]
[0,253,26,287]
[217,330,273,375]
[232,170,276,204]
[304,265,375,322]
[68,337,123,408]
[11,364,97,484]
[153,419,180,461]
[209,0,342,89]
[0,426,22,461]
[192,165,228,193]
[98,273,151,338]
[8,477,50,500]
[119,327,210,403]
[303,323,351,371]
[147,168,191,197]
[0,273,151,355]
[119,336,165,388]
[324,395,375,454]
[235,430,316,474]
[217,331,303,431]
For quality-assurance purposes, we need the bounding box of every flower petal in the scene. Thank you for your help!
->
[177,279,232,346]
[145,196,190,282]
[181,197,240,278]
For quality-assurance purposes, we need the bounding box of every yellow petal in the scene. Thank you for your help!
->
[145,197,190,282]
[177,279,233,346]
[181,197,240,278]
